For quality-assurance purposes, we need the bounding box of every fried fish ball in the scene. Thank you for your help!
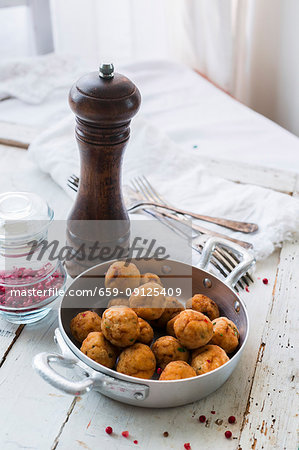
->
[137,318,154,345]
[152,336,189,369]
[159,361,196,381]
[191,344,229,375]
[80,331,118,368]
[174,310,213,349]
[129,282,165,320]
[166,316,178,337]
[150,297,184,328]
[116,343,156,379]
[140,273,163,286]
[70,310,102,343]
[210,317,240,353]
[107,297,130,308]
[101,306,140,347]
[186,294,220,321]
[105,261,140,292]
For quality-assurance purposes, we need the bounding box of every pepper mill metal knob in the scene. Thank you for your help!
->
[99,63,114,79]
[66,63,141,277]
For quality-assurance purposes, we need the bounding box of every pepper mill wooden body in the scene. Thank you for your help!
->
[66,64,141,277]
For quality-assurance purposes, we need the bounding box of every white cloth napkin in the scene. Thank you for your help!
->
[29,115,299,261]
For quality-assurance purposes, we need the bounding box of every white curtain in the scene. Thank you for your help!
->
[3,0,296,135]
[183,0,299,136]
[182,0,235,93]
[0,1,296,135]
[50,0,187,65]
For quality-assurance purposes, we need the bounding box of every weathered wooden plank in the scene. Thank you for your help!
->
[238,186,299,449]
[0,310,75,450]
[200,156,298,194]
[54,253,280,450]
[0,318,23,366]
[238,237,299,450]
[0,122,39,149]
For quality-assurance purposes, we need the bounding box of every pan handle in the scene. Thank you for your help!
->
[197,237,255,288]
[33,329,149,401]
[33,352,94,396]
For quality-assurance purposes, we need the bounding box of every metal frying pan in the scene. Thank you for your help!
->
[33,238,255,408]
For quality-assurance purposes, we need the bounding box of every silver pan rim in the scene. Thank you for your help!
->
[59,258,249,386]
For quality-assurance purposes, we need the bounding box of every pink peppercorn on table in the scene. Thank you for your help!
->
[0,63,298,448]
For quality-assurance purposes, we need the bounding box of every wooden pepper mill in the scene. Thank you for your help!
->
[66,63,141,277]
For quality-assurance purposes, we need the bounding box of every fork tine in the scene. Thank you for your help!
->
[132,177,142,192]
[214,248,245,289]
[197,244,240,292]
[130,178,140,193]
[67,182,78,192]
[217,246,252,285]
[141,175,165,204]
[222,247,254,284]
[216,247,249,287]
[70,174,79,183]
[204,244,245,289]
[135,176,154,201]
[67,177,78,192]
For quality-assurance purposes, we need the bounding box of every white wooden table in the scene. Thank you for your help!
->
[0,126,298,450]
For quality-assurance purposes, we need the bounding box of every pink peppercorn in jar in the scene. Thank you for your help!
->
[0,192,66,324]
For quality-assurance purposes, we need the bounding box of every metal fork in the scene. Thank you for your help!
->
[67,175,258,234]
[126,185,253,250]
[67,173,253,289]
[131,176,254,289]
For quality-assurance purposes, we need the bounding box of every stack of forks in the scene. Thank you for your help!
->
[68,174,256,290]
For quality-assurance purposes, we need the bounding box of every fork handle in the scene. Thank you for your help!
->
[159,210,253,249]
[133,202,258,233]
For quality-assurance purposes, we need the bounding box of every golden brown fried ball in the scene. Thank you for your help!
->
[137,318,154,345]
[166,316,178,337]
[105,261,140,292]
[191,344,229,375]
[150,297,184,328]
[152,336,189,369]
[174,309,213,349]
[159,361,196,381]
[101,306,140,347]
[116,343,156,379]
[140,272,163,286]
[186,294,219,321]
[129,282,165,320]
[107,297,130,308]
[70,310,102,342]
[80,331,118,368]
[210,317,240,353]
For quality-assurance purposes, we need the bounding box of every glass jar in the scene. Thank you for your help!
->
[0,192,66,324]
